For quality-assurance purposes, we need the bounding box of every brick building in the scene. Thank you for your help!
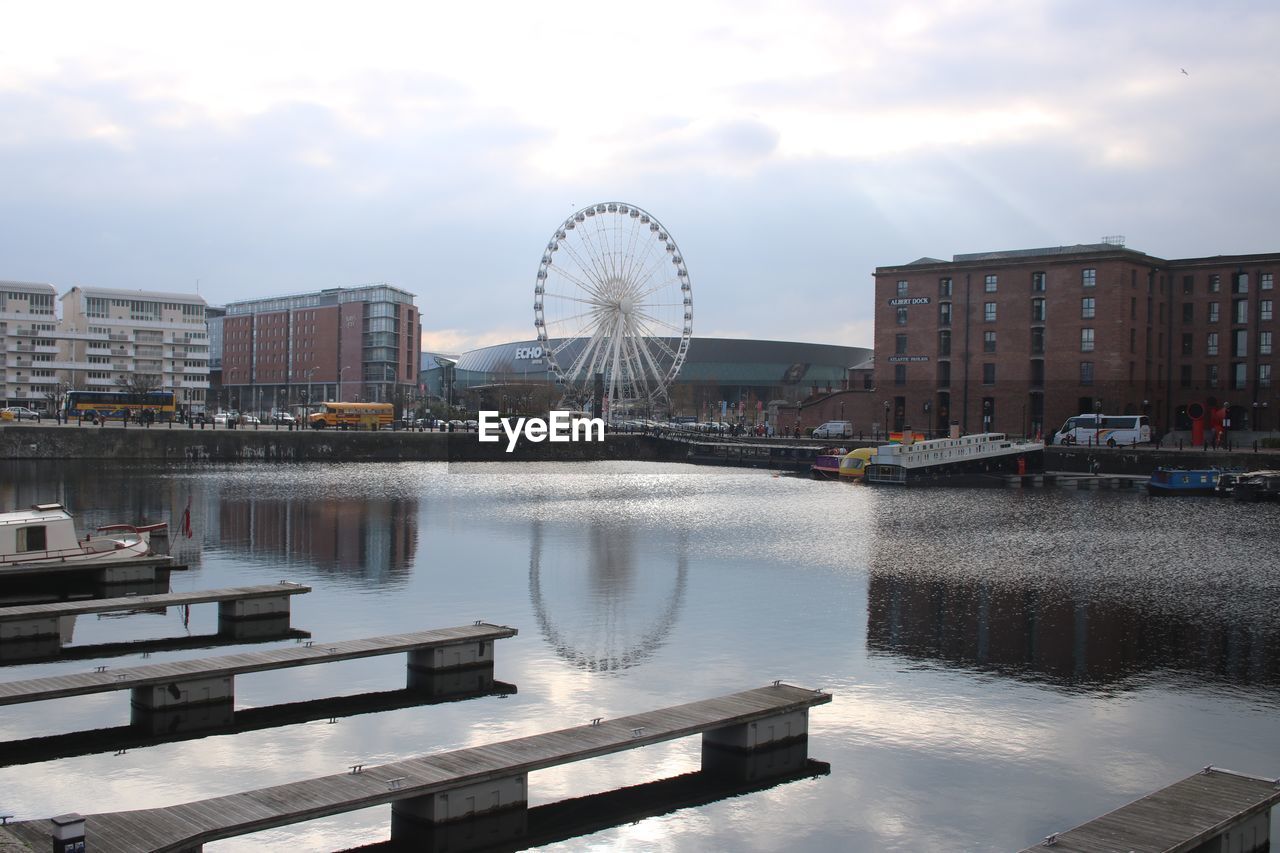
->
[221,284,420,416]
[874,243,1278,439]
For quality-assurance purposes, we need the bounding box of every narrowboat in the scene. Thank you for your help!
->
[1146,468,1220,496]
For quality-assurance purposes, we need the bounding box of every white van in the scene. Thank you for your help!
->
[1053,414,1150,447]
[812,420,853,439]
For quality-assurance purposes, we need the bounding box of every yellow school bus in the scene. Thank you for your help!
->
[308,402,394,430]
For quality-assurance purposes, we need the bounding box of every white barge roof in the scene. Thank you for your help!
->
[0,504,71,527]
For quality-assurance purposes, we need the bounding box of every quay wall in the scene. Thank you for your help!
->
[1,424,1274,471]
[0,424,682,464]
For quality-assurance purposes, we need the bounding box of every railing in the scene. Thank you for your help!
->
[108,333,130,341]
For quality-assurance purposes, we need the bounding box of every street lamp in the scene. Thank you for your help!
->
[882,400,890,440]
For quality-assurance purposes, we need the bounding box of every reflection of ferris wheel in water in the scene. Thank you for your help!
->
[528,520,688,674]
[534,202,693,417]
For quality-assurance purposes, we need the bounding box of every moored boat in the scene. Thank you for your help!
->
[811,448,847,479]
[1146,468,1220,496]
[864,432,1044,486]
[0,503,166,569]
[838,447,875,481]
[1231,470,1280,502]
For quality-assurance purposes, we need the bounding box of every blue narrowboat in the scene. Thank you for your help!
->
[1146,467,1220,496]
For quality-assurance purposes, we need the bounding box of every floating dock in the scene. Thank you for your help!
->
[3,682,830,853]
[0,582,310,647]
[0,622,517,714]
[1022,766,1280,852]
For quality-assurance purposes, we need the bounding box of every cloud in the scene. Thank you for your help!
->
[0,0,1276,354]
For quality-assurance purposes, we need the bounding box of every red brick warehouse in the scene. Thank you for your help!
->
[873,242,1278,439]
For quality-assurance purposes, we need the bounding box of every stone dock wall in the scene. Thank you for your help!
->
[0,424,682,463]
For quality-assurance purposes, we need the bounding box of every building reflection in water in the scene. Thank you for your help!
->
[867,572,1280,689]
[214,495,417,582]
[528,519,688,673]
[0,461,417,585]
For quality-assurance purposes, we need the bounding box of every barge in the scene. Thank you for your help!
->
[864,432,1044,486]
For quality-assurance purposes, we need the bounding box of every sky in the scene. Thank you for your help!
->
[2,0,1277,353]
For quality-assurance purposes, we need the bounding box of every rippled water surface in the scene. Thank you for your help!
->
[1,460,1278,851]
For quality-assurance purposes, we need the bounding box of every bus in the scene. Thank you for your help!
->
[308,402,394,430]
[63,390,177,422]
[1053,414,1151,447]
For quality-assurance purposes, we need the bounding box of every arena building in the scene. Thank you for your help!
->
[420,337,870,422]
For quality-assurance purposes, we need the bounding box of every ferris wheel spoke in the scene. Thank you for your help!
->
[563,328,607,382]
[576,220,618,293]
[554,245,610,299]
[633,318,682,362]
[633,309,683,334]
[546,263,609,301]
[543,292,606,313]
[631,269,682,304]
[624,324,657,400]
[583,331,611,384]
[549,320,607,372]
[550,309,607,350]
[629,239,670,294]
[630,325,669,396]
[543,307,601,330]
[559,236,615,296]
[620,218,649,284]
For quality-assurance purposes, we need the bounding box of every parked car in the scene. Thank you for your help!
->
[2,406,40,421]
[812,420,854,439]
[271,412,297,425]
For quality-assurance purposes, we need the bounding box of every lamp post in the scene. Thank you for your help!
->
[882,400,889,440]
[924,400,932,437]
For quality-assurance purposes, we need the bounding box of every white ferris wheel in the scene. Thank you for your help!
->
[534,202,692,418]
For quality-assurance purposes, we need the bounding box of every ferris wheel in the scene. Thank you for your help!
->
[534,202,692,417]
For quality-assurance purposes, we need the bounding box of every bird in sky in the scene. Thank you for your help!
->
[1181,68,1189,75]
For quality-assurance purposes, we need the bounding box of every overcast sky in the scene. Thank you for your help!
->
[2,0,1277,353]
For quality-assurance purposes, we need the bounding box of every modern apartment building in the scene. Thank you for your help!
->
[59,286,211,414]
[220,284,420,415]
[1,281,60,409]
[874,243,1278,438]
[2,282,211,413]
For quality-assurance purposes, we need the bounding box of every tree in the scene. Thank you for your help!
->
[43,380,75,417]
[115,374,163,395]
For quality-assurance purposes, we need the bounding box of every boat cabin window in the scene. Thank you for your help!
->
[17,525,47,552]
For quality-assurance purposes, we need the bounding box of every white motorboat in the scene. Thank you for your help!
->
[0,503,165,568]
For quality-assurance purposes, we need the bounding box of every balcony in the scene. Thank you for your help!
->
[108,333,130,341]
[181,379,209,388]
[85,376,118,386]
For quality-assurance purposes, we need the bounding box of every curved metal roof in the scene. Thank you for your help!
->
[438,337,869,388]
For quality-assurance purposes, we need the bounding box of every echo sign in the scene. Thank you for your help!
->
[477,410,605,452]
